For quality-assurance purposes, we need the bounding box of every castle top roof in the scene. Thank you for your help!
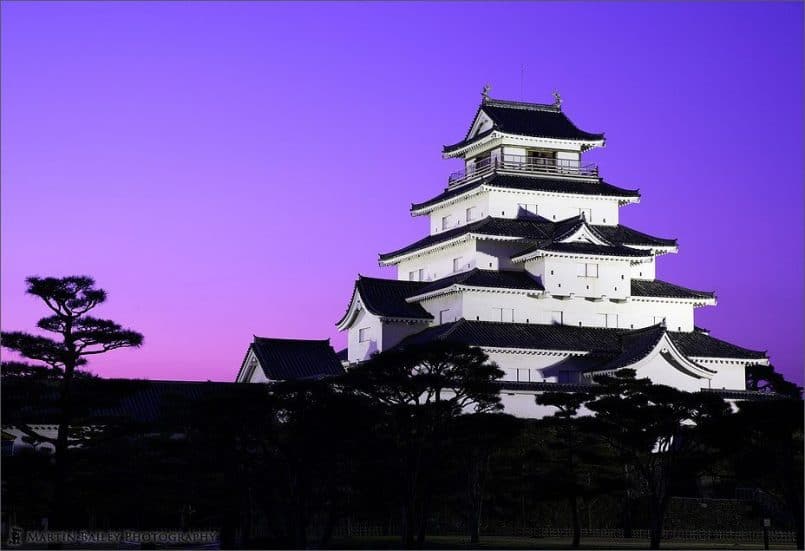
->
[443,97,605,155]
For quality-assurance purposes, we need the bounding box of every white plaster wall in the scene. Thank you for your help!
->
[630,257,657,280]
[461,291,543,324]
[396,239,527,282]
[415,288,696,332]
[348,308,384,362]
[396,241,476,282]
[418,294,463,324]
[704,362,747,390]
[486,350,577,383]
[635,355,708,393]
[429,194,490,235]
[488,190,620,225]
[527,256,632,300]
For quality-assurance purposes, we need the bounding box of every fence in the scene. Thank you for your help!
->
[328,522,797,545]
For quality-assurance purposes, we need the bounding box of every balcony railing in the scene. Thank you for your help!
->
[448,155,598,188]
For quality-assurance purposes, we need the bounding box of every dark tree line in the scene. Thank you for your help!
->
[2,276,803,549]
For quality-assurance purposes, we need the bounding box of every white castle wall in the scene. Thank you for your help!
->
[396,240,527,282]
[414,290,696,332]
[524,256,633,300]
[426,188,622,234]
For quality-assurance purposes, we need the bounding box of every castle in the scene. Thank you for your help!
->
[237,88,769,416]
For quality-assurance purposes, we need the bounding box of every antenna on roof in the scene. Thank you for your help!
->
[481,83,491,103]
[520,65,524,100]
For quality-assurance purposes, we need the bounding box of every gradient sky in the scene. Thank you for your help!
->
[2,2,803,385]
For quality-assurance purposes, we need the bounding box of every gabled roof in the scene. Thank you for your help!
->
[250,337,345,381]
[443,98,604,154]
[513,241,653,262]
[409,269,544,299]
[355,276,433,320]
[410,174,640,214]
[631,279,715,300]
[335,276,433,329]
[395,319,768,363]
[379,215,675,264]
[668,331,767,360]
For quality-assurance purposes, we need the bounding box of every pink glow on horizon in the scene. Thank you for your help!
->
[1,2,802,385]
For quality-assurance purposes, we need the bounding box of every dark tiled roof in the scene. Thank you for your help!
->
[519,242,653,259]
[592,224,677,248]
[355,276,432,319]
[396,320,767,362]
[631,279,715,300]
[410,174,640,212]
[379,217,554,261]
[667,331,766,360]
[251,337,345,380]
[397,320,622,353]
[2,378,259,426]
[379,216,675,262]
[412,269,544,297]
[336,348,348,361]
[443,99,604,153]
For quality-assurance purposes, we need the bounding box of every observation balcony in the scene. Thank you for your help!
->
[447,155,599,189]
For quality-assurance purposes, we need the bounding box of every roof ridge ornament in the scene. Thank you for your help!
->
[552,90,562,110]
[481,83,491,103]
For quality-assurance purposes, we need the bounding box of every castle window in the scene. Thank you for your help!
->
[577,263,599,278]
[439,309,451,324]
[358,327,371,343]
[494,308,514,322]
[441,215,453,230]
[466,206,478,222]
[453,257,465,272]
[578,208,592,220]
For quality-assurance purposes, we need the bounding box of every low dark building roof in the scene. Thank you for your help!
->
[355,276,432,319]
[395,319,767,362]
[412,268,545,297]
[631,279,715,300]
[411,174,640,212]
[379,216,675,262]
[443,99,604,154]
[336,348,348,361]
[250,337,345,380]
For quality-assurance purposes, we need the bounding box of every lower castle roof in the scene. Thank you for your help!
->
[394,320,767,361]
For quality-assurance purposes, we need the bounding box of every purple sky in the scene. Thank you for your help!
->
[2,2,803,385]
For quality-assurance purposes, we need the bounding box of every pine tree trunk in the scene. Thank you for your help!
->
[52,358,75,529]
[570,495,581,548]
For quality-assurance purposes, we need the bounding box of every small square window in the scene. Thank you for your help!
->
[358,327,371,343]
